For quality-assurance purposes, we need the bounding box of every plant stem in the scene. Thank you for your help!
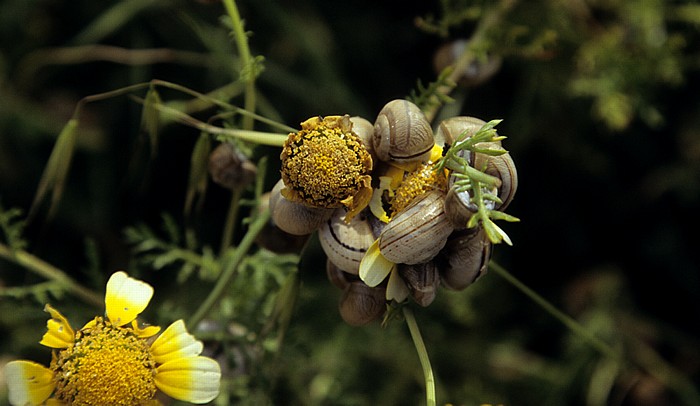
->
[222,0,256,131]
[188,208,270,327]
[0,243,103,307]
[219,188,242,254]
[403,306,436,406]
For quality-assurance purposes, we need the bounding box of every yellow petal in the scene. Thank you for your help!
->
[131,320,161,338]
[105,271,154,326]
[150,320,204,364]
[155,356,221,404]
[39,304,74,349]
[386,267,409,302]
[359,239,395,287]
[4,360,55,406]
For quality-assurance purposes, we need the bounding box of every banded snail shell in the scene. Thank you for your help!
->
[398,261,440,307]
[373,99,435,163]
[319,209,376,275]
[339,282,386,326]
[269,179,334,235]
[439,228,492,291]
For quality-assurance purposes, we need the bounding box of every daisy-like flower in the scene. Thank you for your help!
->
[4,271,221,405]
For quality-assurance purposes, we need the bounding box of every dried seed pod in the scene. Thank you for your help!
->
[378,190,454,265]
[439,228,492,291]
[319,209,376,275]
[269,179,334,235]
[373,99,435,163]
[338,282,386,326]
[208,142,257,189]
[398,262,440,307]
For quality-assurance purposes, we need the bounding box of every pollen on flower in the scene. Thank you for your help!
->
[50,317,156,406]
[390,161,447,216]
[280,115,372,209]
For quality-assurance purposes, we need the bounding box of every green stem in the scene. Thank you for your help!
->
[219,188,242,254]
[489,260,620,361]
[0,243,103,307]
[403,306,437,406]
[188,208,270,327]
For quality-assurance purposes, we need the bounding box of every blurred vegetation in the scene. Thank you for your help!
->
[1,0,700,405]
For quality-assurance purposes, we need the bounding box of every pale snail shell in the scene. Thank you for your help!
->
[439,227,492,291]
[435,116,495,147]
[349,116,377,160]
[373,99,435,163]
[318,208,376,275]
[339,281,386,326]
[268,179,334,235]
[398,262,440,307]
[255,192,308,253]
[378,190,454,265]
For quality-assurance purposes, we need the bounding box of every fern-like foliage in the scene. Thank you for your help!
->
[0,203,28,251]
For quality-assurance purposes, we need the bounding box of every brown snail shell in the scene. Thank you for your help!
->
[435,116,495,147]
[373,99,435,163]
[349,116,377,161]
[473,149,518,211]
[269,179,334,235]
[338,282,386,326]
[433,40,502,87]
[318,209,376,275]
[439,228,492,291]
[255,192,308,253]
[326,259,358,290]
[378,190,454,265]
[398,262,440,307]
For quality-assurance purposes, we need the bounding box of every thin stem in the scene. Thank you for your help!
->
[188,208,270,327]
[222,0,256,131]
[403,306,436,406]
[489,260,621,361]
[219,188,242,254]
[0,243,103,307]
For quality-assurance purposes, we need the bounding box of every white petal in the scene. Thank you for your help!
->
[155,356,221,404]
[105,271,154,326]
[386,267,409,302]
[150,320,204,364]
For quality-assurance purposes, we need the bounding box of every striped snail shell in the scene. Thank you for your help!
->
[378,190,454,265]
[349,116,377,161]
[439,227,492,291]
[319,208,376,275]
[339,282,386,326]
[373,99,435,163]
[398,261,440,307]
[269,179,334,235]
[435,116,495,148]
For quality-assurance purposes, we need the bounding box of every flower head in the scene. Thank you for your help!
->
[280,115,373,220]
[4,271,221,405]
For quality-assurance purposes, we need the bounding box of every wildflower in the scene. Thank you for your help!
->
[280,115,373,221]
[4,271,221,405]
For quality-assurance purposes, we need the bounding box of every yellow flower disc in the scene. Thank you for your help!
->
[50,317,156,405]
[389,161,447,216]
[280,115,372,210]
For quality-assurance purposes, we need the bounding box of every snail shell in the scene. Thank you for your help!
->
[378,190,454,265]
[433,40,502,87]
[319,209,376,275]
[339,281,386,326]
[439,228,492,291]
[398,262,440,307]
[474,149,518,211]
[255,192,308,253]
[269,179,334,235]
[435,116,494,147]
[326,259,359,290]
[349,116,377,160]
[373,99,435,163]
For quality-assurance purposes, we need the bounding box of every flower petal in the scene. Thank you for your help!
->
[131,320,161,338]
[386,267,409,302]
[150,320,204,364]
[105,271,154,326]
[4,360,55,406]
[359,239,394,287]
[155,356,221,404]
[39,304,74,349]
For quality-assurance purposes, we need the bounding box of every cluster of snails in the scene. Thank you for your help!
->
[267,99,517,326]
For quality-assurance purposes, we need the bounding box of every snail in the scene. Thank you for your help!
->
[435,116,494,148]
[326,259,359,290]
[373,99,435,163]
[349,116,377,160]
[438,227,492,291]
[318,208,376,275]
[338,282,387,326]
[378,190,454,265]
[398,262,440,307]
[255,191,309,253]
[433,40,502,87]
[268,179,334,235]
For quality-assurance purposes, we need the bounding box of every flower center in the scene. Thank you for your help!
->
[390,162,447,216]
[50,317,157,405]
[281,116,372,208]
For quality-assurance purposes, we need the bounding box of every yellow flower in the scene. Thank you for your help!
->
[4,271,221,405]
[280,115,373,221]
